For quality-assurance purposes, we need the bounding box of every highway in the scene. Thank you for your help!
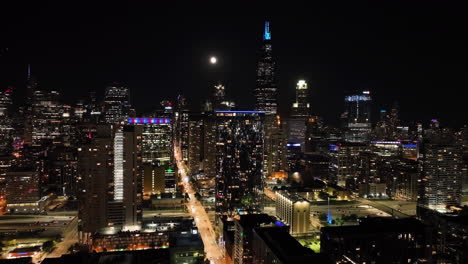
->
[174,144,225,264]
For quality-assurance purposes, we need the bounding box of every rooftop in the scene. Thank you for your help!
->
[254,227,332,264]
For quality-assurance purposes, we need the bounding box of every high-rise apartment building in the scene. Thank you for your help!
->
[176,95,189,162]
[264,115,286,177]
[419,131,463,211]
[188,114,204,174]
[215,111,264,215]
[114,125,143,230]
[78,125,113,241]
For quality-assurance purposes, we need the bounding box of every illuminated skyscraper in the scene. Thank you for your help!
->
[291,80,310,117]
[255,22,285,177]
[78,125,113,240]
[126,117,172,166]
[113,125,143,231]
[0,87,13,154]
[254,22,277,114]
[419,130,463,211]
[103,82,130,124]
[276,191,311,235]
[126,117,173,199]
[287,80,311,152]
[31,90,67,145]
[343,91,372,143]
[215,111,264,215]
[176,95,189,161]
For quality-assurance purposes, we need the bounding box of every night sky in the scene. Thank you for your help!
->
[1,2,466,127]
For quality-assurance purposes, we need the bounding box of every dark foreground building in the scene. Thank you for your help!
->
[321,217,432,264]
[253,227,332,264]
[42,249,170,264]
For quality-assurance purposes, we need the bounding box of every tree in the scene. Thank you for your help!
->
[54,234,62,242]
[42,240,55,253]
[318,191,329,201]
[318,213,328,221]
[241,194,255,208]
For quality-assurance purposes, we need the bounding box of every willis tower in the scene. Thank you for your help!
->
[254,21,277,114]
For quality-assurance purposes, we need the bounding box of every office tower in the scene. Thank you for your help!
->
[254,22,285,177]
[343,91,372,143]
[233,214,276,264]
[291,80,310,117]
[215,111,264,215]
[103,82,130,124]
[78,125,113,240]
[114,125,143,231]
[127,118,172,166]
[30,89,66,146]
[212,83,235,111]
[48,146,78,197]
[126,117,172,200]
[176,95,189,161]
[23,65,37,145]
[321,218,432,264]
[275,191,311,235]
[329,142,368,187]
[419,130,463,211]
[5,170,40,214]
[287,80,311,152]
[0,87,13,154]
[84,91,102,123]
[254,21,277,114]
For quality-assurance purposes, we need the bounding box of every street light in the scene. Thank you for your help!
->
[210,56,217,64]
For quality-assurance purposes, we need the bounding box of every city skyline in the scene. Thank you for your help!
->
[1,3,466,127]
[0,4,467,263]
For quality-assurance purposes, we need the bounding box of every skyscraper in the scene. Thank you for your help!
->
[254,22,277,114]
[175,95,189,162]
[419,130,463,211]
[0,87,13,154]
[255,21,286,177]
[78,125,113,241]
[215,111,264,215]
[126,117,172,166]
[291,80,310,117]
[103,82,130,124]
[287,80,311,152]
[343,91,372,143]
[114,125,143,231]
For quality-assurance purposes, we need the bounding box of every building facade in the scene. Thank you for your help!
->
[275,191,311,235]
[215,111,264,215]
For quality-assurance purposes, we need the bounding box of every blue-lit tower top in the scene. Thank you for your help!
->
[255,21,277,114]
[263,21,271,40]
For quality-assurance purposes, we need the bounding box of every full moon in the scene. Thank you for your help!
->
[210,56,217,64]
